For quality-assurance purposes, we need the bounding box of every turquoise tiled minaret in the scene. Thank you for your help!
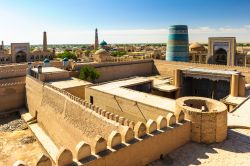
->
[166,25,189,62]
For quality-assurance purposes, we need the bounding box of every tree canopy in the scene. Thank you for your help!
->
[79,66,100,82]
[111,51,127,57]
[57,51,77,60]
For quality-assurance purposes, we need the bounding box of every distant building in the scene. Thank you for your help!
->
[94,28,99,50]
[208,37,236,66]
[189,42,207,63]
[189,37,250,66]
[0,31,54,64]
[93,49,111,62]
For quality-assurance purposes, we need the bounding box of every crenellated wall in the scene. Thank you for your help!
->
[24,75,191,166]
[26,76,122,153]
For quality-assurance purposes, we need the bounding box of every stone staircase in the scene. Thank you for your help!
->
[19,108,59,163]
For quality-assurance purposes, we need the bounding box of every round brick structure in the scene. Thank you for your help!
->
[176,96,227,144]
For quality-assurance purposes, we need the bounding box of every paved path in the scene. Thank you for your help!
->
[149,129,250,166]
[228,97,250,128]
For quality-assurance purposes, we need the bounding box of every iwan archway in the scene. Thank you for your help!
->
[15,51,27,63]
[208,37,236,66]
[214,48,227,65]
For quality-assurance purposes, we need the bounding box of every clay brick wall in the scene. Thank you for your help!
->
[154,60,250,83]
[0,80,25,112]
[0,61,64,79]
[74,60,154,83]
[175,97,227,143]
[26,76,121,155]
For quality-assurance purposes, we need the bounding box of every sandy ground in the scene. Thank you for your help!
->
[149,129,250,166]
[0,113,44,166]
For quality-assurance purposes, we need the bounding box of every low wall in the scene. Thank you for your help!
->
[85,87,174,123]
[0,81,25,112]
[154,60,250,83]
[64,86,86,99]
[0,61,64,79]
[74,60,154,83]
[84,121,191,166]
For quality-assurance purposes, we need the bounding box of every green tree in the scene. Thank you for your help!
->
[79,66,100,82]
[56,50,77,60]
[111,51,127,57]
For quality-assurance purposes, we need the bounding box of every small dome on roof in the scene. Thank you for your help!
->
[246,51,250,55]
[100,40,108,46]
[43,58,50,63]
[189,42,204,49]
[63,57,69,61]
[32,47,42,53]
[95,48,108,55]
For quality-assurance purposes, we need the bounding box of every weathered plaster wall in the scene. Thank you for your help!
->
[74,60,154,83]
[85,87,173,123]
[64,86,86,99]
[0,77,25,112]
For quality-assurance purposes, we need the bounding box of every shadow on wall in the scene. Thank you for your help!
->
[164,129,250,166]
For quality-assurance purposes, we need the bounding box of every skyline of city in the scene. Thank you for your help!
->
[1,0,250,44]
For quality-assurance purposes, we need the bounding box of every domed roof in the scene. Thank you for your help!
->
[32,47,42,53]
[100,40,108,46]
[43,58,50,63]
[63,57,69,61]
[95,49,108,55]
[189,42,204,49]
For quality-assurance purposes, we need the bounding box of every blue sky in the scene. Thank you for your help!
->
[1,0,250,44]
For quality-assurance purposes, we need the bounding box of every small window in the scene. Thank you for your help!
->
[90,96,93,104]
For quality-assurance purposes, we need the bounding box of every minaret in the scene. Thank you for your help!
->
[43,31,47,52]
[0,41,3,51]
[94,28,99,50]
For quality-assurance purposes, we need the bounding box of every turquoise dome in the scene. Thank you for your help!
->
[100,40,107,46]
[63,57,69,61]
[44,58,50,63]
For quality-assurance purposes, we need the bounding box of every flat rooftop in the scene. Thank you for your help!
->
[91,77,176,112]
[48,77,91,89]
[31,67,67,74]
[183,68,240,76]
[150,76,178,92]
[222,95,247,106]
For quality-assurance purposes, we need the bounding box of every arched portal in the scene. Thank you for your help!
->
[214,48,227,65]
[15,51,27,63]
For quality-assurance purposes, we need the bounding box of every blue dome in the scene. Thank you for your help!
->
[100,40,107,46]
[44,58,50,63]
[63,57,69,61]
